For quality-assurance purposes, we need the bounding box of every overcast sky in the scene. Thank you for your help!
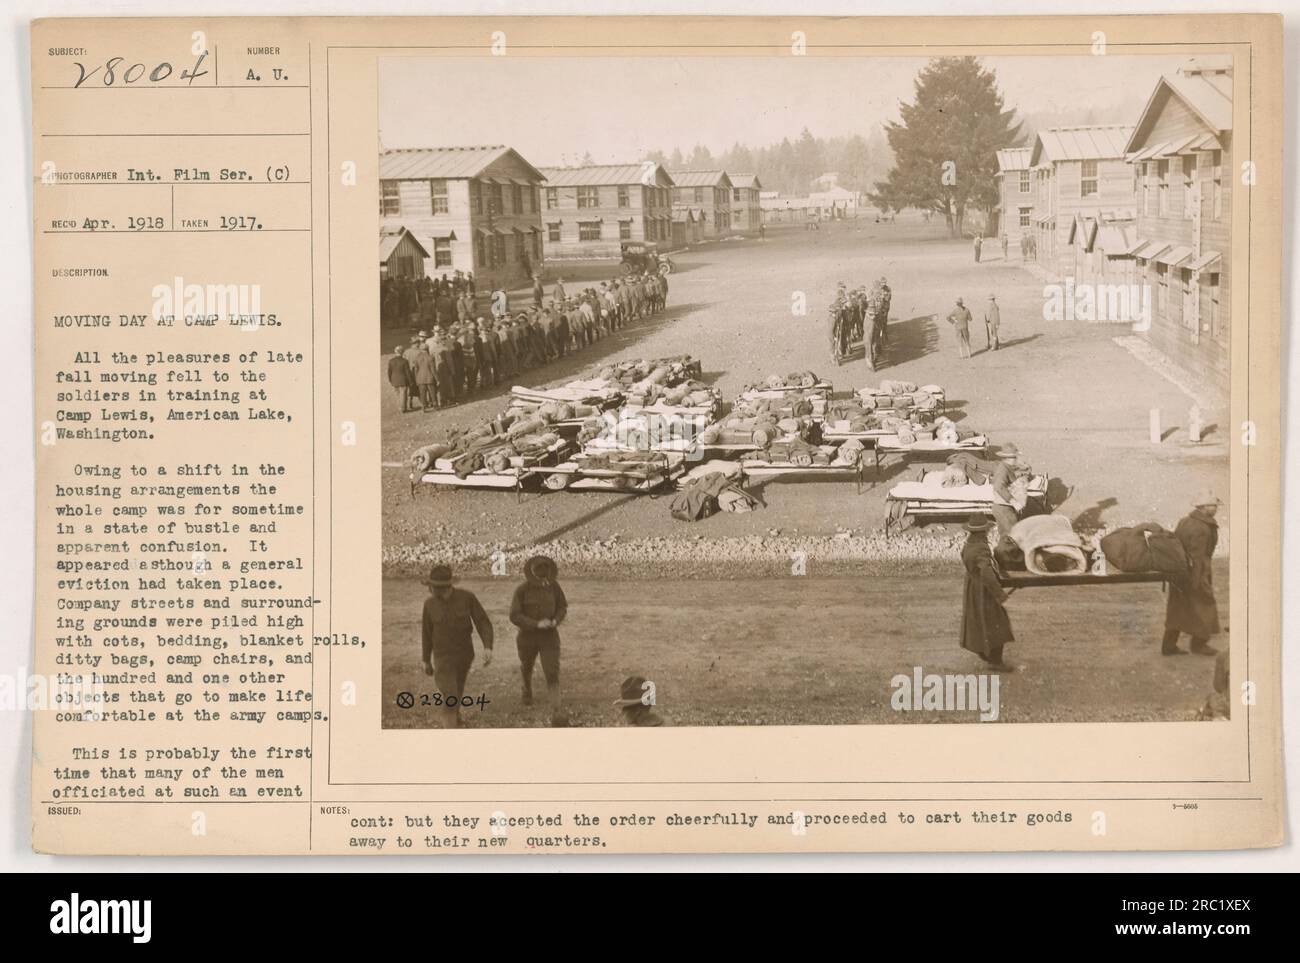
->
[380,54,1197,165]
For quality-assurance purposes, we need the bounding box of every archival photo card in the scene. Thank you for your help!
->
[28,14,1283,855]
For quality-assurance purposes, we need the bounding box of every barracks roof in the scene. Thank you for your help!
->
[728,173,763,190]
[1030,126,1134,166]
[1125,60,1233,155]
[995,148,1032,173]
[379,145,546,183]
[537,163,675,187]
[668,169,734,189]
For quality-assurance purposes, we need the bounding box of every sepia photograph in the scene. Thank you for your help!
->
[377,52,1234,730]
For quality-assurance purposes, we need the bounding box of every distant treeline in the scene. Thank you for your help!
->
[643,126,894,197]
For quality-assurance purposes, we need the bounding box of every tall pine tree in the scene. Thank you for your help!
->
[871,57,1021,235]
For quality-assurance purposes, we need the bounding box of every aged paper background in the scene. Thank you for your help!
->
[24,12,1285,857]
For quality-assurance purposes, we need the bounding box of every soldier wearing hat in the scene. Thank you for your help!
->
[983,294,1001,351]
[419,565,494,729]
[946,298,973,359]
[1162,490,1223,656]
[387,343,415,413]
[613,675,666,727]
[959,514,1016,671]
[476,318,498,387]
[510,555,568,726]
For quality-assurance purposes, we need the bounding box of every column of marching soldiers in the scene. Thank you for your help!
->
[384,269,670,412]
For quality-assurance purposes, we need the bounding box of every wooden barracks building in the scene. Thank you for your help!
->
[728,173,764,234]
[378,145,546,290]
[536,162,676,260]
[1026,125,1136,278]
[993,147,1032,250]
[1124,57,1233,396]
[669,170,734,241]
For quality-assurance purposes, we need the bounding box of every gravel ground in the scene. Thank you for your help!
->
[382,565,1229,728]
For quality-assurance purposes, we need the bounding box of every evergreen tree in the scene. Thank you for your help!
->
[870,57,1021,234]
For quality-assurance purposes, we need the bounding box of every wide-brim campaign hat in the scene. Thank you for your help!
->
[525,554,558,580]
[1193,489,1223,508]
[421,564,457,588]
[963,514,993,533]
[613,675,650,708]
[998,442,1022,459]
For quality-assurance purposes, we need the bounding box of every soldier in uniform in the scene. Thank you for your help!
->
[476,319,497,387]
[420,564,494,729]
[876,277,892,351]
[510,555,569,727]
[388,344,414,413]
[1161,491,1223,656]
[959,515,1016,672]
[984,294,1001,351]
[946,297,973,359]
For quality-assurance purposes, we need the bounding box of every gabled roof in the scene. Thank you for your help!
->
[996,148,1032,173]
[669,169,734,189]
[380,145,546,183]
[1096,222,1143,257]
[1124,64,1233,154]
[538,163,675,188]
[379,227,430,261]
[1030,126,1134,166]
[729,173,763,190]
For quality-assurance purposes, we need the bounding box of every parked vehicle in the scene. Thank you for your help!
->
[620,241,674,276]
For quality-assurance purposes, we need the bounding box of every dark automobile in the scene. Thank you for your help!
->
[620,241,674,276]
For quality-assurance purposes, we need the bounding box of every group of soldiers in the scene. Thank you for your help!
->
[387,270,670,412]
[829,277,892,367]
[381,270,478,330]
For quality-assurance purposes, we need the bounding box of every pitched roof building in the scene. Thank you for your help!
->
[668,170,734,239]
[993,147,1032,247]
[1027,125,1136,276]
[728,173,764,234]
[537,162,676,259]
[378,145,546,289]
[1123,56,1233,396]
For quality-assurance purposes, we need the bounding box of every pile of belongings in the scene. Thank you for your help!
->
[751,436,860,468]
[624,378,721,415]
[579,409,704,453]
[699,395,816,448]
[669,471,758,521]
[678,459,743,485]
[996,514,1088,576]
[824,397,926,436]
[508,379,623,426]
[1099,523,1189,582]
[741,372,830,420]
[857,381,942,415]
[747,370,825,391]
[411,412,565,479]
[594,355,702,389]
[940,454,1031,511]
[931,416,962,446]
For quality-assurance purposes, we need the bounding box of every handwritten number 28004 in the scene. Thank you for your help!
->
[72,52,209,89]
